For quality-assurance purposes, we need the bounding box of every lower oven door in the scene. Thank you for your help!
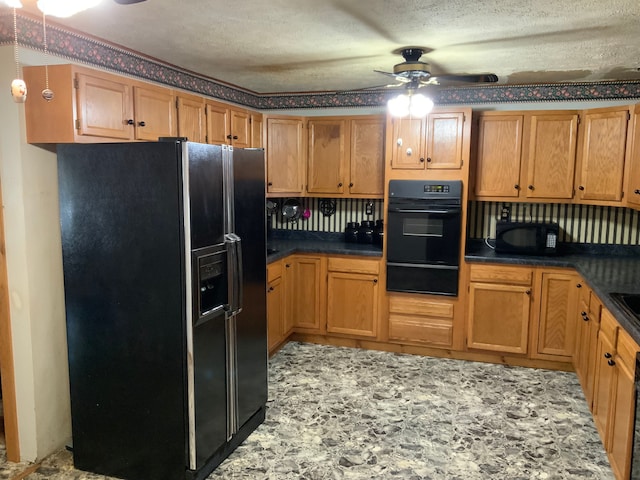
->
[387,263,458,296]
[387,205,461,265]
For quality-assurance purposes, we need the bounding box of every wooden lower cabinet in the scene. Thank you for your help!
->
[466,264,533,354]
[284,255,325,333]
[267,261,285,354]
[593,310,619,444]
[326,257,380,338]
[388,294,455,348]
[575,285,603,409]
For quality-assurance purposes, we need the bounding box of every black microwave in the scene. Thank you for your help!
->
[495,221,559,255]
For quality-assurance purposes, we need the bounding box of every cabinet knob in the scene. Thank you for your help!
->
[267,182,273,186]
[426,157,432,163]
[373,278,378,284]
[338,183,343,187]
[138,121,146,127]
[635,189,640,195]
[419,157,425,163]
[604,352,612,359]
[581,311,587,316]
[608,359,616,367]
[525,289,531,295]
[349,182,354,187]
[582,315,589,322]
[528,185,534,190]
[514,184,520,190]
[226,134,232,139]
[576,283,582,288]
[285,263,291,268]
[233,135,238,140]
[578,185,585,191]
[126,119,134,125]
[268,286,274,292]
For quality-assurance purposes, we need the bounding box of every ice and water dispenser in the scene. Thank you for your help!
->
[194,246,228,325]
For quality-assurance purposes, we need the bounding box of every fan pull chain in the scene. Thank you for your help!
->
[10,7,27,103]
[41,11,54,101]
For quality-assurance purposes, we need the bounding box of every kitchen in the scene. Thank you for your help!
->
[2,1,640,479]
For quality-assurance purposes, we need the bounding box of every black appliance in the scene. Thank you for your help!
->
[386,179,462,296]
[57,141,267,480]
[495,221,559,255]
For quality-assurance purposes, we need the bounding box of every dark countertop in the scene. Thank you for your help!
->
[267,230,383,263]
[466,240,640,346]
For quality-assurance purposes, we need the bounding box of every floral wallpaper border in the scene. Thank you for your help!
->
[2,10,640,110]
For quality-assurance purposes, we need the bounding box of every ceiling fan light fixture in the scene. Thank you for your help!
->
[36,0,102,17]
[388,92,433,118]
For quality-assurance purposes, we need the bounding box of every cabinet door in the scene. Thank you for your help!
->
[326,271,378,337]
[467,282,531,354]
[474,115,523,197]
[626,104,640,208]
[390,117,426,169]
[349,116,384,196]
[132,84,177,141]
[574,283,592,391]
[307,119,347,194]
[576,107,630,202]
[76,72,134,140]
[230,109,250,148]
[426,112,464,169]
[205,102,230,145]
[285,256,323,331]
[267,276,283,353]
[592,314,618,446]
[250,113,263,148]
[266,117,305,195]
[524,113,578,199]
[534,272,579,360]
[609,350,636,480]
[177,94,205,143]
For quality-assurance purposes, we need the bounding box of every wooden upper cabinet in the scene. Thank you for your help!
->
[307,118,347,194]
[177,93,205,143]
[575,105,631,203]
[522,113,578,199]
[250,113,263,148]
[265,116,305,196]
[229,109,250,148]
[625,104,640,209]
[474,114,523,198]
[205,101,251,147]
[427,112,465,169]
[132,84,177,141]
[349,116,385,196]
[390,117,426,169]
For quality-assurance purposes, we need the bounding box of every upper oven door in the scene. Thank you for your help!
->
[387,202,462,265]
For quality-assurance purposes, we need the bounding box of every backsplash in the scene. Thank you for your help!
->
[268,198,383,233]
[468,201,640,245]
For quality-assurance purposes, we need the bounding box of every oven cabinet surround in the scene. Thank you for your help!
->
[265,115,385,198]
[472,105,634,206]
[574,282,603,409]
[465,263,579,364]
[591,309,639,480]
[388,109,469,172]
[267,260,286,355]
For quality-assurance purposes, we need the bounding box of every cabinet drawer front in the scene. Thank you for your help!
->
[389,296,454,319]
[600,309,619,344]
[267,261,283,282]
[469,264,533,285]
[389,316,453,347]
[616,328,640,371]
[327,257,379,275]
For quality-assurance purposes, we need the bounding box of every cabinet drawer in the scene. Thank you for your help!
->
[389,316,453,347]
[389,296,454,319]
[327,257,380,275]
[600,308,619,345]
[267,261,283,282]
[469,264,533,285]
[616,327,639,371]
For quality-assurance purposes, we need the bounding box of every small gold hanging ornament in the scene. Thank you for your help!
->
[41,11,54,102]
[11,7,27,103]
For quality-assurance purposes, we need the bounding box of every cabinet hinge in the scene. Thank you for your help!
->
[463,114,466,122]
[75,119,80,130]
[176,98,179,109]
[628,112,632,121]
[73,78,79,89]
[576,116,581,125]
[621,191,625,199]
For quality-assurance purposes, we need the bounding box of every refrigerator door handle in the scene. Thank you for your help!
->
[225,233,243,315]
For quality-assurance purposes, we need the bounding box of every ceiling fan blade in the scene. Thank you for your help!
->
[430,73,499,84]
[113,0,146,4]
[373,70,412,83]
[336,82,405,94]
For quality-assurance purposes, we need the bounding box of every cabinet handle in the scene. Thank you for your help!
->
[138,121,146,127]
[604,352,612,359]
[267,182,273,186]
[268,286,274,292]
[338,183,343,187]
[608,359,616,367]
[528,185,534,190]
[514,184,520,190]
[233,135,238,140]
[525,289,531,295]
[419,157,425,163]
[349,183,354,187]
[578,185,585,191]
[576,283,582,288]
[373,278,378,284]
[126,119,134,125]
[285,264,291,268]
[226,134,232,139]
[635,189,640,195]
[426,157,432,163]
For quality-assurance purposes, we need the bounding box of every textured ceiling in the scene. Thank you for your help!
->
[13,0,640,94]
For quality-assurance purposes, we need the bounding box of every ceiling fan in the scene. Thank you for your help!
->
[363,46,499,91]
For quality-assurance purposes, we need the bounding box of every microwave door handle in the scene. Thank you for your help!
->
[391,208,456,214]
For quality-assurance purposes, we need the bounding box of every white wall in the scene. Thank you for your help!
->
[0,46,70,461]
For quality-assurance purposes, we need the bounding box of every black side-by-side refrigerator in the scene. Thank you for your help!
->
[57,140,268,480]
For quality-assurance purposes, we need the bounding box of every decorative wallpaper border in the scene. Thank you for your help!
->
[2,10,640,110]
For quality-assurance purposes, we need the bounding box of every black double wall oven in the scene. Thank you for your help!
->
[386,180,462,296]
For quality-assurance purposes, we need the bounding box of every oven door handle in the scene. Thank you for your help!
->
[389,208,459,214]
